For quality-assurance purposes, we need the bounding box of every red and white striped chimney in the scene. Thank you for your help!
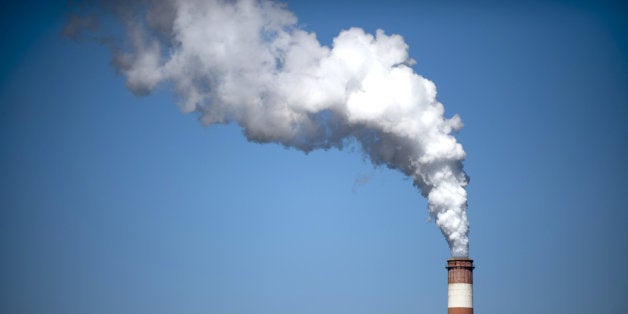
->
[446,258,474,314]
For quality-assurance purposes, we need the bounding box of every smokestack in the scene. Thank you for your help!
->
[447,258,474,314]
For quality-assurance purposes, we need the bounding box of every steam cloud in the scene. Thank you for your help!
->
[69,0,470,257]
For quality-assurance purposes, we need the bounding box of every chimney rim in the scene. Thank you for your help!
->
[447,257,473,262]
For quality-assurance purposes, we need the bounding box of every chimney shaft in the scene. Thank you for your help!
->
[446,258,474,314]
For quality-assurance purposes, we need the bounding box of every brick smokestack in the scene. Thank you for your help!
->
[446,258,474,314]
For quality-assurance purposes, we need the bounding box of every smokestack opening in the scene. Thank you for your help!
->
[447,258,474,314]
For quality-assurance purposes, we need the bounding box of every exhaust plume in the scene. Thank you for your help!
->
[69,0,470,257]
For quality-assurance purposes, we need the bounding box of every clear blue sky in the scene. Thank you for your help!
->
[1,1,627,313]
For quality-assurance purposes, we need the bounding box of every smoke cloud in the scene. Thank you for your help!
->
[70,0,470,257]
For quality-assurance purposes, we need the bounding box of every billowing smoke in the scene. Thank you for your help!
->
[68,0,470,257]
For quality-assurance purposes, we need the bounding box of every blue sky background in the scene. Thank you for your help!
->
[1,1,627,313]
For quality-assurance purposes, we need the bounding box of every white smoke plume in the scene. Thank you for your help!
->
[70,0,470,257]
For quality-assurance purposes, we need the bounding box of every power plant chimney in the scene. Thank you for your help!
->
[446,258,474,314]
